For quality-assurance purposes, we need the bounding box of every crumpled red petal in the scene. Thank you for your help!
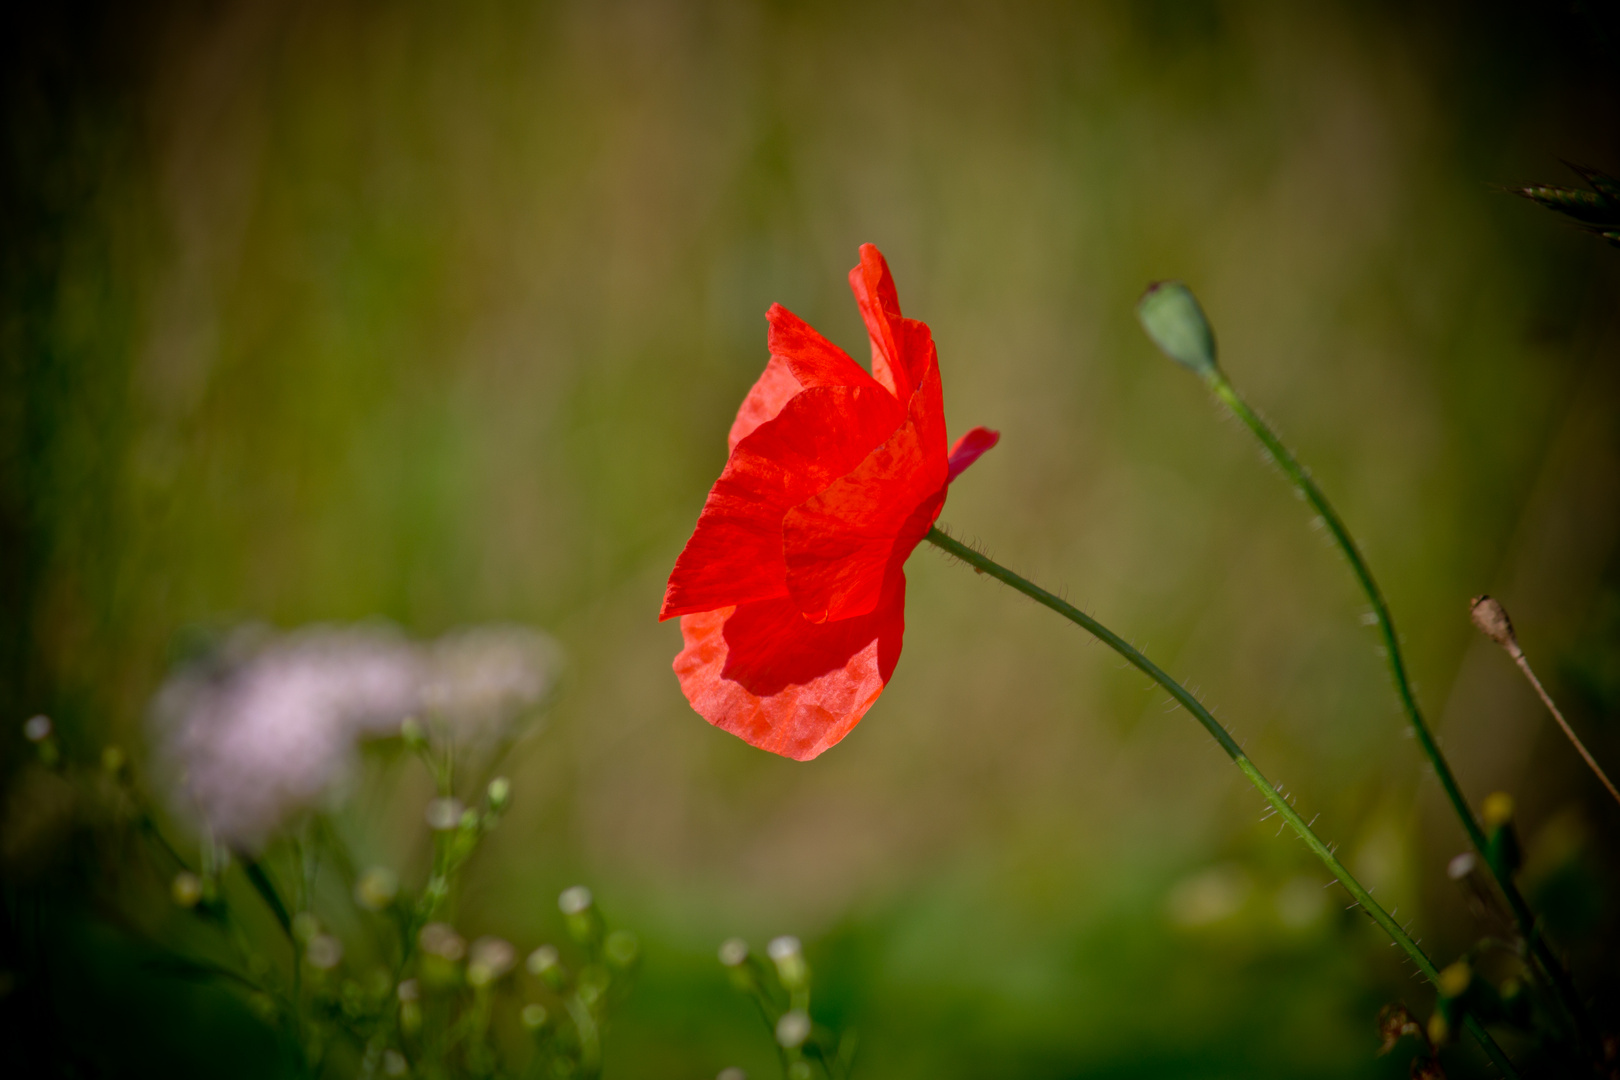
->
[781,360,949,623]
[661,383,904,619]
[673,573,907,760]
[850,244,935,404]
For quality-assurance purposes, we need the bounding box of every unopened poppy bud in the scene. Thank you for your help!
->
[424,797,464,831]
[171,871,203,909]
[487,776,511,812]
[775,1009,811,1049]
[520,1002,549,1030]
[354,866,399,911]
[1437,961,1472,999]
[1137,281,1218,379]
[718,938,749,968]
[766,935,808,991]
[306,934,344,971]
[1469,596,1518,653]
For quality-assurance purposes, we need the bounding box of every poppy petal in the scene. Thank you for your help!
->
[673,574,907,760]
[781,361,949,623]
[848,244,936,404]
[727,353,801,454]
[946,426,1001,482]
[661,383,905,620]
[765,304,892,397]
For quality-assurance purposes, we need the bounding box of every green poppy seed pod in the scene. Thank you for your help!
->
[1137,281,1218,379]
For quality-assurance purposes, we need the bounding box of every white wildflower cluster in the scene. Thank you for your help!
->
[152,623,557,849]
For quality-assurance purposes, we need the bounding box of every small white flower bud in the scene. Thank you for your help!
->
[466,936,515,987]
[775,1009,811,1049]
[487,776,511,811]
[23,715,51,743]
[417,922,466,962]
[354,866,400,911]
[718,938,749,967]
[424,797,464,831]
[557,885,592,916]
[305,934,343,971]
[767,935,807,989]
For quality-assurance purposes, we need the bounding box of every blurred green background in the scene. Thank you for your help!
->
[4,1,1620,1076]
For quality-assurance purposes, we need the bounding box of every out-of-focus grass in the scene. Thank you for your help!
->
[4,1,1618,1075]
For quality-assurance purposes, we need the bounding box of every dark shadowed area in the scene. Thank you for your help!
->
[3,2,1619,1077]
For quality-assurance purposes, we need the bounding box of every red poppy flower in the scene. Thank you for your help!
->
[660,244,999,760]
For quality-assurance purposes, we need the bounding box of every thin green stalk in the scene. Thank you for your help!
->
[1205,373,1591,1048]
[923,526,1519,1078]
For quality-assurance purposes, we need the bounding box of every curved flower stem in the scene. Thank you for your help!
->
[923,526,1520,1078]
[1203,373,1592,1049]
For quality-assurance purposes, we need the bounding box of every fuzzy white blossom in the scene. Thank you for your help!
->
[153,622,557,849]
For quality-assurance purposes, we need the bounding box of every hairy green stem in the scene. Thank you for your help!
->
[1205,373,1590,1048]
[924,526,1519,1077]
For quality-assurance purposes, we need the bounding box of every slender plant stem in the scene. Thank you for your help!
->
[1508,645,1620,808]
[1204,373,1592,1049]
[923,526,1520,1078]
